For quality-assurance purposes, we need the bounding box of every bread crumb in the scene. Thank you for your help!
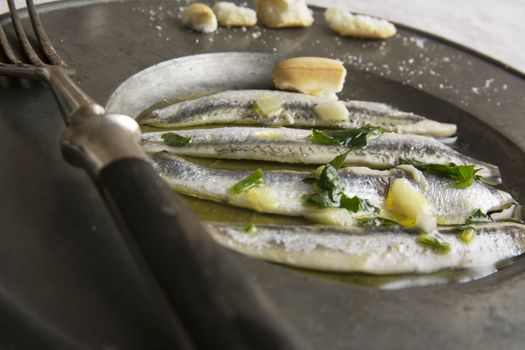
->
[324,8,396,39]
[212,2,257,27]
[255,0,314,28]
[272,57,347,100]
[181,3,218,33]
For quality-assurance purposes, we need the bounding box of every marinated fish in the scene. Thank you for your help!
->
[151,152,514,225]
[207,222,525,274]
[142,127,500,182]
[140,90,457,137]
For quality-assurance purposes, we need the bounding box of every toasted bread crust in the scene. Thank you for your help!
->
[213,2,257,27]
[272,57,347,99]
[255,0,314,28]
[324,8,396,39]
[181,3,218,33]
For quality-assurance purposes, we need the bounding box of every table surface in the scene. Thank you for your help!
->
[2,0,524,73]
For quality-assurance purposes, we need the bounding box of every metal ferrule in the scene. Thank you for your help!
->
[61,111,147,176]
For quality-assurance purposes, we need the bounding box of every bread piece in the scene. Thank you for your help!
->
[212,2,257,27]
[272,57,347,100]
[255,0,314,28]
[181,3,218,33]
[324,8,396,39]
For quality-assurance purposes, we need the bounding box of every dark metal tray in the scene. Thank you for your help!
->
[1,1,524,349]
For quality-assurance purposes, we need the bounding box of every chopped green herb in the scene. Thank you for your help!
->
[458,229,475,244]
[317,164,342,193]
[310,125,383,149]
[340,195,361,212]
[161,132,192,147]
[229,169,265,195]
[303,152,347,208]
[356,217,400,227]
[401,160,481,189]
[329,150,351,169]
[416,234,451,254]
[242,224,257,234]
[465,209,492,225]
[310,130,338,145]
[340,195,378,213]
[303,191,340,208]
[303,152,378,215]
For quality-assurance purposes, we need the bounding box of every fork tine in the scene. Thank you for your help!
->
[26,0,64,65]
[7,0,44,65]
[0,22,22,64]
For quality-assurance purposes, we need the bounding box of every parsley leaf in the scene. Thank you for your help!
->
[310,130,338,145]
[161,132,192,147]
[310,125,383,149]
[229,169,265,195]
[317,165,342,192]
[303,152,378,214]
[402,160,481,189]
[465,209,492,225]
[340,195,378,213]
[329,150,351,169]
[242,224,257,234]
[302,153,347,208]
[303,192,340,208]
[340,195,361,212]
[356,217,400,227]
[416,234,451,254]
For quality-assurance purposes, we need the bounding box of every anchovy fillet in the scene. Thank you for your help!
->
[140,90,457,137]
[141,127,500,182]
[151,152,514,225]
[207,222,525,274]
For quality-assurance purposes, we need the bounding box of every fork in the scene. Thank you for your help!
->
[0,1,309,349]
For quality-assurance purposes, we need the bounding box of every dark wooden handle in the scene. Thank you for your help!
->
[97,157,309,350]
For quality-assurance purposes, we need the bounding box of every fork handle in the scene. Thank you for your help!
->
[98,157,308,350]
[62,113,308,350]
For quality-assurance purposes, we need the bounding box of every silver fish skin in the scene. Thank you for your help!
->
[140,90,457,137]
[207,222,525,274]
[141,127,500,182]
[151,152,514,225]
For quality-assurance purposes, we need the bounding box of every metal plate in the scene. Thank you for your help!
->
[1,0,525,349]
